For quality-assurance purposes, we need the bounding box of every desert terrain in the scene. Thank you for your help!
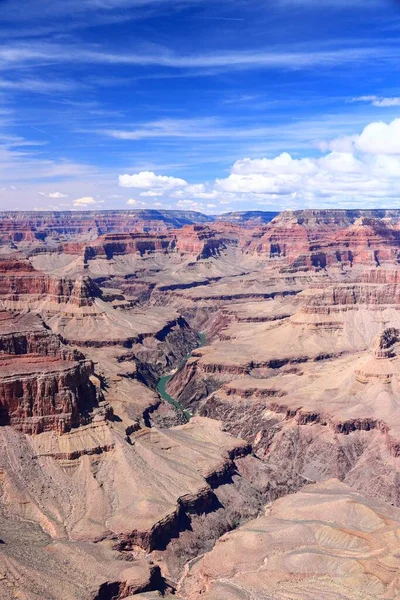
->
[1,208,400,598]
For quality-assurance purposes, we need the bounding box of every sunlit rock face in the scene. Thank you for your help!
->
[178,480,400,600]
[0,311,100,434]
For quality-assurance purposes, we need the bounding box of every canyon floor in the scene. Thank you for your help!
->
[1,208,400,598]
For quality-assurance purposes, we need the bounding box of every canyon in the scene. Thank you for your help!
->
[2,208,400,598]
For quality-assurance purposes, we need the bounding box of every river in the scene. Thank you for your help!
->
[156,332,206,422]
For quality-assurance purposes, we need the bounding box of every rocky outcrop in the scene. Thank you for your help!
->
[186,323,400,506]
[0,311,100,433]
[0,310,78,359]
[130,316,199,387]
[215,210,278,224]
[66,225,238,265]
[0,257,111,323]
[67,276,102,307]
[245,210,400,271]
[0,415,307,592]
[165,357,225,411]
[174,224,231,259]
[0,354,98,434]
[305,282,400,308]
[85,232,176,259]
[0,255,75,306]
[0,502,162,600]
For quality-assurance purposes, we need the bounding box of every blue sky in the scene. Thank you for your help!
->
[1,0,400,212]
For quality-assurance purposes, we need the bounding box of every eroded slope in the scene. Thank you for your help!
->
[3,209,400,599]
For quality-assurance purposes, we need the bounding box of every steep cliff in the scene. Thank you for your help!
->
[0,311,100,433]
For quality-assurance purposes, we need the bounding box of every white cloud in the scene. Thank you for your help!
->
[126,198,145,206]
[171,184,220,201]
[105,118,220,141]
[323,118,400,156]
[176,199,206,210]
[105,117,400,211]
[318,152,363,174]
[1,40,395,74]
[0,77,82,94]
[184,183,206,194]
[140,190,164,197]
[196,191,220,200]
[231,153,318,176]
[217,172,290,194]
[319,135,357,153]
[215,129,400,205]
[119,171,187,190]
[353,95,400,107]
[39,191,69,198]
[73,196,96,206]
[355,119,400,155]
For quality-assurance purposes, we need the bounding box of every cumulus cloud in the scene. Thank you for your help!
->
[73,196,96,206]
[215,118,400,205]
[118,171,187,190]
[171,184,220,201]
[325,118,400,155]
[118,170,218,207]
[216,145,400,205]
[39,191,69,198]
[355,119,400,155]
[126,198,145,206]
[140,190,164,197]
[176,199,206,210]
[115,118,400,210]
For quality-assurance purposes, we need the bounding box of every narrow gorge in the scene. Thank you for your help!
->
[156,332,206,422]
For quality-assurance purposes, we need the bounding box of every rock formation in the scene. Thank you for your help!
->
[3,208,400,599]
[0,311,100,434]
[179,479,400,600]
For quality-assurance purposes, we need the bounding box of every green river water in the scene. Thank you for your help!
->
[156,332,206,422]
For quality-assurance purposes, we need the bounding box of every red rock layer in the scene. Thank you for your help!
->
[0,209,212,243]
[0,311,99,434]
[174,225,230,258]
[0,255,101,307]
[246,211,400,270]
[0,354,96,434]
[76,225,240,262]
[0,311,79,360]
[86,232,175,258]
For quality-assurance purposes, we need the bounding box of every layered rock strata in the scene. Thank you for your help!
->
[0,311,100,434]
